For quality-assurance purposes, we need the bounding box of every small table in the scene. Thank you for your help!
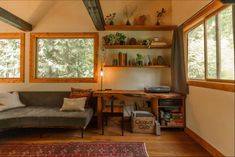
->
[93,90,185,129]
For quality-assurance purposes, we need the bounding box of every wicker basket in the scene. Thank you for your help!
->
[131,111,155,134]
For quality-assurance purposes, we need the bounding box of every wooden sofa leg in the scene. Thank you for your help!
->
[81,127,84,138]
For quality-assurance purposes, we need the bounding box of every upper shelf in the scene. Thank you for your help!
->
[103,44,171,49]
[104,25,177,31]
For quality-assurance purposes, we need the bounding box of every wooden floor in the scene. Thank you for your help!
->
[0,118,211,157]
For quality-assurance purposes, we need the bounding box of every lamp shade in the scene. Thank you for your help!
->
[100,68,104,77]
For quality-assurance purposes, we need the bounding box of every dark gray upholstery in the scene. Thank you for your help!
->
[0,92,94,133]
[19,92,70,107]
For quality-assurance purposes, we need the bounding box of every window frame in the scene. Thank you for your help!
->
[183,1,234,92]
[0,33,25,83]
[29,32,98,83]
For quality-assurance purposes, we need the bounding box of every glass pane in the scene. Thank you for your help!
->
[187,24,205,79]
[36,38,94,78]
[218,6,234,80]
[206,16,217,79]
[0,39,21,78]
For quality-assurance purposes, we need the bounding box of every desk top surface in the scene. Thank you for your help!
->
[93,90,185,99]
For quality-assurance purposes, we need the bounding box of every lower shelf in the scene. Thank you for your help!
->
[160,126,185,128]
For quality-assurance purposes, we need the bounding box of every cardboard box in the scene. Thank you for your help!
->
[131,111,155,133]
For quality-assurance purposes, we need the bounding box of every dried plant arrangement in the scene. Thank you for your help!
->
[156,8,166,25]
[123,6,137,25]
[105,13,116,25]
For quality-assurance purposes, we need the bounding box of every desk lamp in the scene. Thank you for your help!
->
[100,67,104,91]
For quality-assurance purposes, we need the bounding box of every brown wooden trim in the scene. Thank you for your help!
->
[188,80,234,92]
[29,32,98,83]
[183,0,227,32]
[185,127,225,157]
[103,65,170,68]
[0,33,25,83]
[206,79,235,83]
[205,5,229,20]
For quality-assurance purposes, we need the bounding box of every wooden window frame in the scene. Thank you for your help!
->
[29,32,98,83]
[183,0,234,92]
[0,33,25,83]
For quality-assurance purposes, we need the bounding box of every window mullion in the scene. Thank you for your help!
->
[215,15,221,79]
[204,21,208,80]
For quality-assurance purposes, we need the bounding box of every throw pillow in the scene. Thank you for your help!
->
[70,88,92,107]
[0,92,25,111]
[60,97,87,112]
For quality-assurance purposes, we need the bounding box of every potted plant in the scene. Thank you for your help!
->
[136,53,144,66]
[103,34,116,45]
[156,8,166,25]
[116,32,126,45]
[105,13,116,25]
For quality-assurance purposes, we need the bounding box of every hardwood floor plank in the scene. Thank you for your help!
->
[0,118,211,157]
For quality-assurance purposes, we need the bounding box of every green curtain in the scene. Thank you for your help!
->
[171,25,188,94]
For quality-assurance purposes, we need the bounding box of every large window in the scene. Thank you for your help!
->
[0,33,25,83]
[30,33,98,83]
[185,4,234,92]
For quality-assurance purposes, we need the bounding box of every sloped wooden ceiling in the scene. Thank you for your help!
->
[0,7,32,31]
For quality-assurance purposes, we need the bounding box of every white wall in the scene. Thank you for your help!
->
[172,0,235,156]
[0,0,173,91]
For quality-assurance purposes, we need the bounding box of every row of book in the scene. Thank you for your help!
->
[160,111,184,127]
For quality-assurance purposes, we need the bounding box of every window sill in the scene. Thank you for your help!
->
[188,80,234,92]
[29,78,97,83]
[0,78,24,83]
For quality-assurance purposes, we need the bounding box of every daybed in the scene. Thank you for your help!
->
[0,91,95,138]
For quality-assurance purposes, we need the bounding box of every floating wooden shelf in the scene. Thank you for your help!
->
[104,65,170,68]
[160,126,184,128]
[158,106,181,108]
[104,25,177,31]
[103,44,171,49]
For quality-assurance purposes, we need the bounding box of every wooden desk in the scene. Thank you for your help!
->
[93,90,185,129]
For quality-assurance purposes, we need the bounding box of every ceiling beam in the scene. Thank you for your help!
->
[82,0,105,31]
[0,7,32,31]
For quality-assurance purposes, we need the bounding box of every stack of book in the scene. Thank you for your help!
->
[168,113,184,127]
[150,41,167,46]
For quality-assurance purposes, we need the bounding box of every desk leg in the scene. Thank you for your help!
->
[97,97,102,129]
[152,97,158,120]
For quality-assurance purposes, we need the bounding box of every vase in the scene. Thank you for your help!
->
[156,18,160,26]
[109,20,114,25]
[120,41,125,45]
[126,19,131,25]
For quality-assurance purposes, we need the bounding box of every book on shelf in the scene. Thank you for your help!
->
[170,118,184,123]
[150,41,167,46]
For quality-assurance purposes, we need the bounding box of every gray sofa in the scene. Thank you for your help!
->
[0,91,95,138]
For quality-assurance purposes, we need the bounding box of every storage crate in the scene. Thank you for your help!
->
[131,111,155,133]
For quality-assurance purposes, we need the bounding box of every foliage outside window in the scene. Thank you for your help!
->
[187,6,234,82]
[30,33,98,83]
[0,33,25,83]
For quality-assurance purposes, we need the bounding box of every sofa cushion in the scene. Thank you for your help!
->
[0,92,25,111]
[60,97,87,112]
[0,106,93,130]
[19,92,70,107]
[70,88,92,108]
